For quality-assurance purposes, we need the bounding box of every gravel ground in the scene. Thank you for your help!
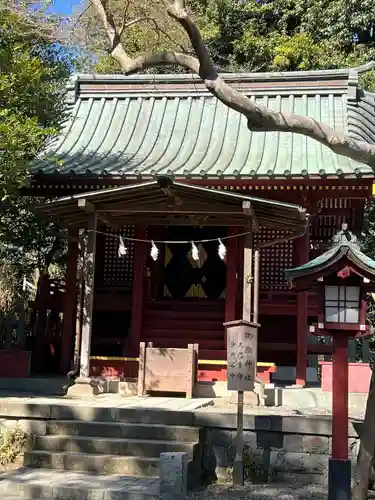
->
[188,483,375,499]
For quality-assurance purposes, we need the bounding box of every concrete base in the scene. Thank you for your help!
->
[65,378,100,399]
[267,386,368,410]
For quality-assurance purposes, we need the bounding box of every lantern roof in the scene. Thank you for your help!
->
[285,224,375,288]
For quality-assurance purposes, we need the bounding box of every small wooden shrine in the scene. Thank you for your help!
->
[22,64,375,386]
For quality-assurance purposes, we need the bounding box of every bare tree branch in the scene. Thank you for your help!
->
[120,16,186,52]
[90,0,375,170]
[118,0,132,37]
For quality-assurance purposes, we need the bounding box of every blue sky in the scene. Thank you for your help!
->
[50,0,81,14]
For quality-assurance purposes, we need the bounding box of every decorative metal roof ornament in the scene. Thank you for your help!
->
[332,223,360,250]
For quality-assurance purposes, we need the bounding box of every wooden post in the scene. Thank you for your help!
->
[253,249,260,324]
[233,216,253,487]
[130,226,147,356]
[242,221,253,324]
[187,343,194,399]
[79,215,97,380]
[225,227,239,334]
[294,231,309,386]
[60,229,78,374]
[137,341,146,396]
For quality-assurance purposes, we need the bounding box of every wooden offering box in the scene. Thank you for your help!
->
[137,342,199,398]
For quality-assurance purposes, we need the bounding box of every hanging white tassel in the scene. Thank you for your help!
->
[191,241,199,263]
[118,236,127,257]
[150,241,159,261]
[218,238,226,260]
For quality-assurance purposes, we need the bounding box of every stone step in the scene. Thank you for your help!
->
[24,450,203,483]
[0,468,159,500]
[24,450,161,476]
[0,377,66,396]
[0,404,195,426]
[47,420,201,442]
[33,435,198,458]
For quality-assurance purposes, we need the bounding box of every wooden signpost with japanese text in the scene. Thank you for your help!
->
[227,321,258,392]
[224,213,260,487]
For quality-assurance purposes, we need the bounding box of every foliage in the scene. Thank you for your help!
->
[0,3,73,288]
[227,445,268,484]
[75,0,375,86]
[0,424,30,469]
[0,4,70,198]
[190,0,375,78]
[72,0,192,73]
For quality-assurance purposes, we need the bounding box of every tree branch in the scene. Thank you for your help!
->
[91,0,375,169]
[120,16,186,52]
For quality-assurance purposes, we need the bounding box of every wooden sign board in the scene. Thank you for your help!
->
[226,322,258,392]
[137,342,199,399]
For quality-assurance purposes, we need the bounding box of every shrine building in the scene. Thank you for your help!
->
[28,64,375,387]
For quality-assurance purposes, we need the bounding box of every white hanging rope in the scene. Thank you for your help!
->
[87,228,252,263]
[92,228,251,244]
[218,238,227,260]
[117,236,127,257]
[191,241,200,263]
[150,241,159,261]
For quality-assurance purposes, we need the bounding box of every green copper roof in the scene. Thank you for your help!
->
[285,226,375,283]
[31,68,375,180]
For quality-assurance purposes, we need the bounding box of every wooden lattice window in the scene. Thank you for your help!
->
[103,225,135,288]
[254,228,293,291]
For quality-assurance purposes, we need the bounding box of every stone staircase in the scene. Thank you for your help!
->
[0,406,204,499]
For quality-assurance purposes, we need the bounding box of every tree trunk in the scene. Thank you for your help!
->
[352,361,375,500]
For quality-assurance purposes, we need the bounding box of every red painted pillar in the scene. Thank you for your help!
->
[294,230,310,386]
[60,230,79,374]
[130,226,147,356]
[33,273,50,372]
[331,332,349,460]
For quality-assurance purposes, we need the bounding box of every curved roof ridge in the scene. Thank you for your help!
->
[71,63,374,84]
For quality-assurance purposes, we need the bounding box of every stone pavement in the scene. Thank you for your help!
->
[0,394,214,412]
[188,483,375,500]
[0,468,159,500]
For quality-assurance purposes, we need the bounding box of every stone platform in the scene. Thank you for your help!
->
[0,468,159,500]
[0,394,214,420]
[0,392,369,488]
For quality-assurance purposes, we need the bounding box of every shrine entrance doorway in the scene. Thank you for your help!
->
[162,227,227,300]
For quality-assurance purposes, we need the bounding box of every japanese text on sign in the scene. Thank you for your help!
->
[227,324,258,392]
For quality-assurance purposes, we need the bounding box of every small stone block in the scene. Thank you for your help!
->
[18,419,47,436]
[159,452,188,500]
